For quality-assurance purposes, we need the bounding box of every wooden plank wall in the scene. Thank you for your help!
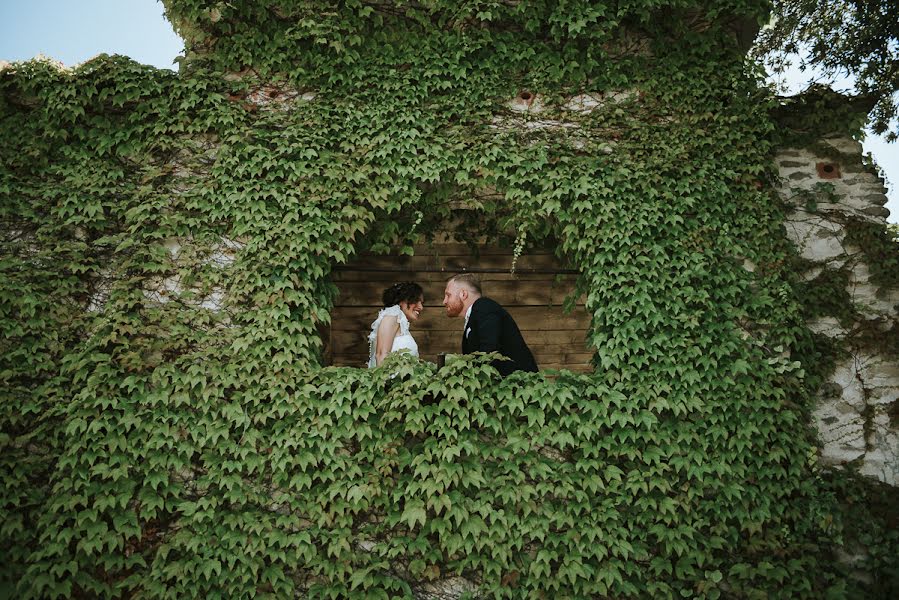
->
[325,243,594,372]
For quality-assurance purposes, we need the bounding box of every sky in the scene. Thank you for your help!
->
[1,0,896,223]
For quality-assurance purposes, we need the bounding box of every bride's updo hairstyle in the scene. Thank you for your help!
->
[382,281,424,308]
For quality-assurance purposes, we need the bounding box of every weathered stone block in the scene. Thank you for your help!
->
[808,317,847,338]
[862,193,888,206]
[862,206,891,218]
[845,172,881,184]
[823,137,863,155]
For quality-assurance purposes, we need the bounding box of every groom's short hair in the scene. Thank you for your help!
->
[448,273,482,295]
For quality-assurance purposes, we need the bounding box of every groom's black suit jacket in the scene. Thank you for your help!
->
[462,297,538,377]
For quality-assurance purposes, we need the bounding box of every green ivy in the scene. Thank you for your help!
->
[2,1,896,598]
[794,267,856,325]
[844,216,899,293]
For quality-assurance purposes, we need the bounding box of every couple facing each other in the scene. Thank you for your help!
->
[367,273,538,377]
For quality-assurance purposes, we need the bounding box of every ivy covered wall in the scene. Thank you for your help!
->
[2,1,897,598]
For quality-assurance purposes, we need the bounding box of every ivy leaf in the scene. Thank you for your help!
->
[400,500,427,529]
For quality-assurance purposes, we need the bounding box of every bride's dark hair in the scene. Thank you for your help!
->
[382,281,423,307]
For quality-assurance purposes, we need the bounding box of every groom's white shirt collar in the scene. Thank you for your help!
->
[464,304,472,331]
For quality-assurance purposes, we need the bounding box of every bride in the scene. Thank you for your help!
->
[368,282,424,368]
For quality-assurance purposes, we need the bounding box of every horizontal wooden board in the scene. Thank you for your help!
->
[329,306,591,332]
[338,253,565,271]
[352,244,562,257]
[333,280,584,307]
[330,355,594,372]
[335,349,594,361]
[330,348,591,366]
[350,243,566,256]
[331,329,589,350]
[332,271,577,283]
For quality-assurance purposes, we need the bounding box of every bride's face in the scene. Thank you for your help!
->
[399,296,424,322]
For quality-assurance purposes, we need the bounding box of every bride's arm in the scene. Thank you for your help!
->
[375,316,399,366]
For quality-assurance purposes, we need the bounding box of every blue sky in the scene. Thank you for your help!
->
[1,0,896,223]
[0,0,182,70]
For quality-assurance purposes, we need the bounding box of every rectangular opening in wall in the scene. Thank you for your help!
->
[326,240,593,372]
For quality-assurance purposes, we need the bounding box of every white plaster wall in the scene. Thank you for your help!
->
[778,137,899,485]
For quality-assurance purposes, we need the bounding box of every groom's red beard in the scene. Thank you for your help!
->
[444,298,464,317]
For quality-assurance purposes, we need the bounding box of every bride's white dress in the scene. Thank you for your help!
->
[367,305,419,368]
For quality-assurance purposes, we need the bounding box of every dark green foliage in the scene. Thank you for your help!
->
[795,267,856,325]
[844,216,899,292]
[1,1,896,598]
[769,85,875,149]
[817,470,899,599]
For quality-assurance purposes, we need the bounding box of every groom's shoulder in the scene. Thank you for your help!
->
[474,297,504,314]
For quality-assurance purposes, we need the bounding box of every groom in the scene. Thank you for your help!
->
[443,273,538,377]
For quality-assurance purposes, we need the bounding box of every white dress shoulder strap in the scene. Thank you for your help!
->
[369,305,405,338]
[367,305,408,368]
[392,307,410,336]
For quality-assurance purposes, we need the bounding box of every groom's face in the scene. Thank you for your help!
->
[443,281,466,318]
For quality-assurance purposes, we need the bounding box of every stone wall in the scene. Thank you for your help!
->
[777,137,899,485]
